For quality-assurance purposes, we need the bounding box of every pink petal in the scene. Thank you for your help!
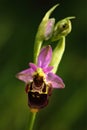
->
[16,68,33,83]
[43,66,53,73]
[37,45,52,68]
[29,63,37,71]
[46,72,65,88]
[45,18,55,40]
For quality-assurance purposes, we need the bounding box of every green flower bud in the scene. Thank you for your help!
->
[34,4,59,64]
[36,18,55,41]
[51,17,75,41]
[36,4,59,41]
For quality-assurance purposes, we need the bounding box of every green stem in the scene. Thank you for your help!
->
[28,112,37,130]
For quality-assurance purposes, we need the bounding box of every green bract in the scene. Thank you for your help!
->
[50,36,65,73]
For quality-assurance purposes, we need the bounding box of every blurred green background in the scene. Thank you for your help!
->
[0,0,87,130]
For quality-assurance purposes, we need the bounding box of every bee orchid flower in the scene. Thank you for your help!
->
[16,45,65,111]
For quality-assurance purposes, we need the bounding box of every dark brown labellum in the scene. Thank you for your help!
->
[28,91,48,109]
[28,81,52,109]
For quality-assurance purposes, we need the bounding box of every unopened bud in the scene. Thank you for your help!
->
[34,4,59,64]
[52,16,75,41]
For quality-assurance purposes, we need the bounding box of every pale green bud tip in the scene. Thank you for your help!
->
[43,4,59,21]
[52,16,75,41]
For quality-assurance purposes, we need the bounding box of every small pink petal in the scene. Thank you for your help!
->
[43,66,53,73]
[46,72,65,88]
[29,63,37,71]
[16,68,33,83]
[45,18,55,40]
[37,45,52,68]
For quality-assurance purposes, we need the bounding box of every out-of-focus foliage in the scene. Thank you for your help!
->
[0,0,87,130]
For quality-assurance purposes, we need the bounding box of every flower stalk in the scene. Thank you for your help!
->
[28,112,37,130]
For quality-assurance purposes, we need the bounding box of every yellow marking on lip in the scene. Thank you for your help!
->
[33,67,46,78]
